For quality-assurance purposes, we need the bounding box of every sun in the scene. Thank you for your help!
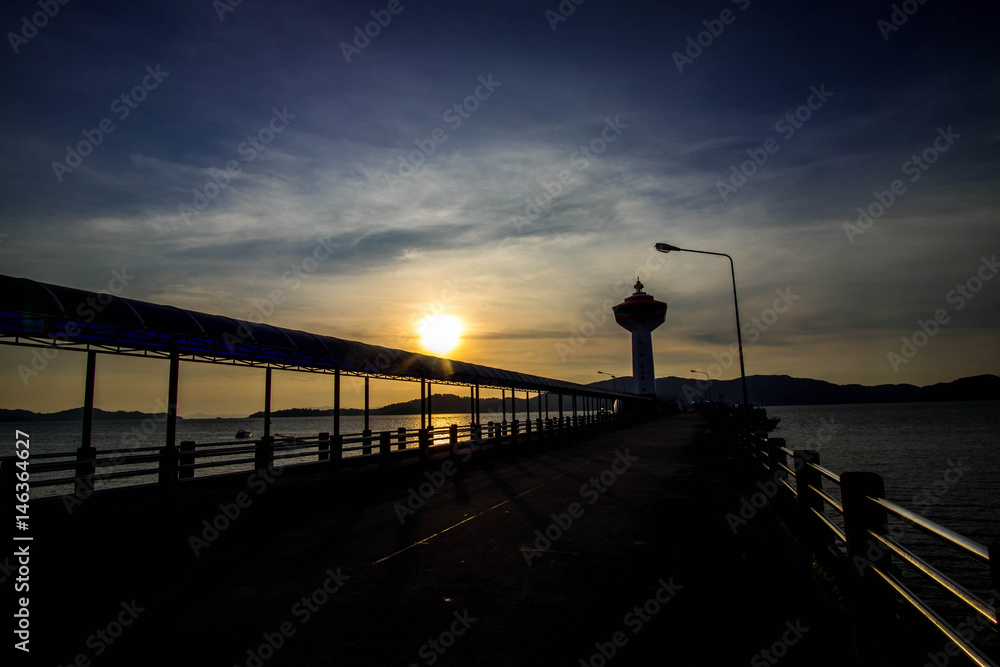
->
[417,315,463,356]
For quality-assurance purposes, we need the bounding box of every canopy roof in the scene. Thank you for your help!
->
[0,274,638,399]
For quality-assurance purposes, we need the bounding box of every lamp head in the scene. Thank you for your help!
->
[654,243,681,253]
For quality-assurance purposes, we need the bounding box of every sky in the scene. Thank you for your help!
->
[1,0,999,416]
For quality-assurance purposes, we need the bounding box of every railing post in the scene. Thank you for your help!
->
[397,427,407,450]
[793,450,823,513]
[379,431,391,469]
[74,445,97,499]
[511,419,519,446]
[255,435,274,474]
[487,421,494,440]
[765,437,785,474]
[525,418,532,442]
[179,440,196,480]
[159,442,178,497]
[318,432,330,461]
[418,428,430,463]
[765,437,789,501]
[362,429,373,456]
[841,471,890,577]
[329,434,343,478]
[449,424,458,450]
[793,449,829,551]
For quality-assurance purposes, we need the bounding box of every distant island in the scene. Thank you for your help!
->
[646,373,1000,406]
[3,375,997,421]
[246,394,508,419]
[0,407,180,422]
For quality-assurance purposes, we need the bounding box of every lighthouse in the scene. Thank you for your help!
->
[613,279,667,395]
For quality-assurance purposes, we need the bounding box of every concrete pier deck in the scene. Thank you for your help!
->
[25,414,862,666]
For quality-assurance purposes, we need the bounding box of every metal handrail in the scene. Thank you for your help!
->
[809,462,841,484]
[868,530,996,626]
[871,566,999,667]
[181,457,256,470]
[33,476,85,488]
[810,507,846,543]
[809,484,843,514]
[872,496,990,565]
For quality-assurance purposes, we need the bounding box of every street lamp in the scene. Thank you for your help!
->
[690,369,711,403]
[597,370,622,393]
[655,242,749,428]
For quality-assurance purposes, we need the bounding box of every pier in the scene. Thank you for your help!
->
[3,274,998,666]
[17,412,860,666]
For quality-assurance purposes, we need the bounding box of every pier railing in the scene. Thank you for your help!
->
[3,412,624,501]
[735,427,999,666]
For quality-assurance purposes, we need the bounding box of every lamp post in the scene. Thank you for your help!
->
[690,369,711,403]
[655,242,749,428]
[597,370,621,393]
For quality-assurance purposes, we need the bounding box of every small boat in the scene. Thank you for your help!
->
[235,429,253,439]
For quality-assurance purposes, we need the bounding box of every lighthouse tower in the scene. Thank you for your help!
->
[613,279,667,395]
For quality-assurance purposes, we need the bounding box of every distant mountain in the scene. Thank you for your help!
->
[6,375,996,422]
[626,373,1000,406]
[246,394,511,419]
[0,407,181,422]
[184,413,251,420]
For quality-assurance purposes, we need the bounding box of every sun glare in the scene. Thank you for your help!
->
[418,315,463,356]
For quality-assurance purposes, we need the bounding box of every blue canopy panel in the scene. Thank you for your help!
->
[0,273,639,399]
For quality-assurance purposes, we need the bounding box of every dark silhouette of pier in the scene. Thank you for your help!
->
[22,413,869,666]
